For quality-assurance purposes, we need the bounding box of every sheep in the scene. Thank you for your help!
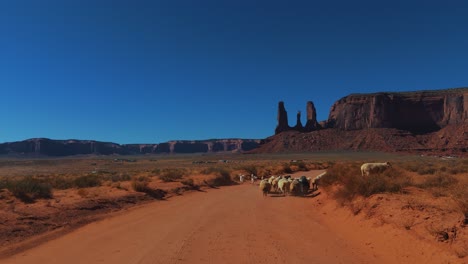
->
[289,179,301,195]
[311,171,327,191]
[259,179,271,196]
[272,176,282,193]
[298,176,310,195]
[251,174,257,184]
[277,178,291,196]
[267,176,276,184]
[360,162,391,177]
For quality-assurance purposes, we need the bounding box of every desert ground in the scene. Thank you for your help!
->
[0,153,467,263]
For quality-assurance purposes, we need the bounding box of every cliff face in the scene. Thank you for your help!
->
[327,88,467,133]
[0,138,261,156]
[266,88,468,156]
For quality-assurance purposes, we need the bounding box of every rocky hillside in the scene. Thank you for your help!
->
[0,138,260,156]
[263,87,468,156]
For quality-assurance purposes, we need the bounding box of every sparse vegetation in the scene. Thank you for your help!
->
[159,169,186,182]
[131,176,151,192]
[321,162,412,202]
[4,177,53,203]
[74,175,101,188]
[205,168,235,186]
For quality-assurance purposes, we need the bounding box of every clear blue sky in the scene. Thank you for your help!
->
[1,0,468,144]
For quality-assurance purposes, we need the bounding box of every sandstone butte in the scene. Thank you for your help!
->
[260,87,467,156]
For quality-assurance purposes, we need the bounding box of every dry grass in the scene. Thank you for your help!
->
[2,176,53,203]
[159,169,186,182]
[321,162,412,202]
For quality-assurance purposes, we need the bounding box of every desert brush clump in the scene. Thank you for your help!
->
[131,175,151,192]
[237,164,259,176]
[418,171,458,189]
[74,174,101,188]
[321,162,412,202]
[131,175,166,199]
[204,168,235,186]
[4,176,53,203]
[159,168,186,182]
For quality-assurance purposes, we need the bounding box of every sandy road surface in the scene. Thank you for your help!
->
[3,171,461,264]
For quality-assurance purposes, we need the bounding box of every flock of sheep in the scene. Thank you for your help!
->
[257,162,392,197]
[258,171,326,197]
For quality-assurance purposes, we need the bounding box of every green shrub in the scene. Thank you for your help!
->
[282,163,293,174]
[132,180,150,192]
[6,177,52,202]
[181,178,195,187]
[159,169,185,182]
[417,166,436,175]
[321,163,411,202]
[205,168,235,186]
[238,165,258,176]
[108,173,131,182]
[74,175,101,188]
[419,172,458,188]
[294,161,308,171]
[49,175,75,189]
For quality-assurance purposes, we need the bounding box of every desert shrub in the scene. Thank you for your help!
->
[451,183,468,218]
[181,178,200,190]
[282,163,293,174]
[131,175,151,192]
[48,175,75,189]
[74,175,101,188]
[6,177,52,202]
[238,165,258,176]
[201,166,228,175]
[0,177,7,190]
[419,172,458,189]
[205,168,235,186]
[417,166,436,175]
[131,176,166,199]
[181,178,195,186]
[321,163,411,202]
[105,173,132,182]
[295,161,308,171]
[402,162,420,173]
[159,169,186,182]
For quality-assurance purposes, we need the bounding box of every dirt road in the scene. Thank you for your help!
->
[3,171,461,264]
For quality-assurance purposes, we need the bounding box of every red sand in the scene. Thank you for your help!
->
[2,171,462,264]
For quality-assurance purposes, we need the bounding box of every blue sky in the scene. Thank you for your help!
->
[1,0,468,144]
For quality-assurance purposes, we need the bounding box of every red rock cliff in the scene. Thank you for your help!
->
[327,88,468,134]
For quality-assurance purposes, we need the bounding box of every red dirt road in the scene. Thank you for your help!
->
[3,171,461,264]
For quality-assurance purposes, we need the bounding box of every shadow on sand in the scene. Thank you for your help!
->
[267,190,321,198]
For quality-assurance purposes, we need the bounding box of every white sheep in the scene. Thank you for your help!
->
[289,179,300,195]
[311,171,326,191]
[277,178,291,196]
[267,176,275,184]
[259,179,271,196]
[360,162,391,177]
[272,176,282,193]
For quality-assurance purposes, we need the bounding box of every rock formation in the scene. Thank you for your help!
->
[294,111,303,131]
[265,87,467,156]
[327,88,467,134]
[305,101,320,131]
[275,101,290,134]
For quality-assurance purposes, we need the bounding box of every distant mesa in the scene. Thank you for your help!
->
[0,138,261,157]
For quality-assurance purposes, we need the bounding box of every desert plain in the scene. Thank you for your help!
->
[0,152,467,263]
